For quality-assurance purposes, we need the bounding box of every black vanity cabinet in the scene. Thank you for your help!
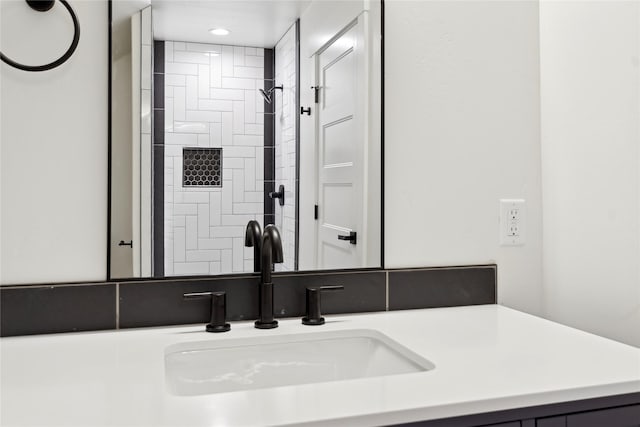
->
[395,394,640,427]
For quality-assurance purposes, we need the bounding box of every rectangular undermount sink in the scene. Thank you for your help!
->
[164,329,435,396]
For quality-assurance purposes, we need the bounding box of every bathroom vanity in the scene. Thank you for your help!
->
[1,305,638,426]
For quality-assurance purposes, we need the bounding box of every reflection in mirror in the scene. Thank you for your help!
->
[110,0,382,279]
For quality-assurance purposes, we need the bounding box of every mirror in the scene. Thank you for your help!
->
[110,0,383,279]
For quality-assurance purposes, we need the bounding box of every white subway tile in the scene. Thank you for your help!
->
[211,53,222,88]
[221,179,233,214]
[210,88,245,100]
[233,202,262,215]
[173,41,186,51]
[174,227,185,262]
[210,192,222,226]
[244,191,263,203]
[174,50,209,64]
[174,204,197,215]
[245,47,257,56]
[244,158,255,191]
[257,49,264,57]
[220,214,257,226]
[185,110,222,122]
[244,123,262,135]
[244,55,262,67]
[210,122,222,147]
[199,99,233,111]
[198,65,210,99]
[186,215,198,249]
[222,112,232,146]
[174,215,186,227]
[209,262,221,274]
[233,101,245,134]
[222,77,256,90]
[234,66,262,79]
[210,226,243,238]
[166,62,198,75]
[186,42,221,53]
[174,262,209,275]
[173,86,186,121]
[186,250,221,262]
[174,121,208,134]
[221,46,234,76]
[224,158,244,169]
[185,76,198,110]
[233,238,244,271]
[233,134,262,146]
[232,169,244,202]
[197,204,210,238]
[233,47,245,66]
[198,134,209,146]
[198,238,232,250]
[165,133,197,146]
[244,89,256,123]
[221,250,233,273]
[165,41,174,62]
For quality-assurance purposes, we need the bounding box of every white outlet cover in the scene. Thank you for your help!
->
[500,199,525,246]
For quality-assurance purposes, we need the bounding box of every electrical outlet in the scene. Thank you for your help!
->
[500,199,525,246]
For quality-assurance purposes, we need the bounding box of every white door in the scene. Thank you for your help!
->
[315,17,368,269]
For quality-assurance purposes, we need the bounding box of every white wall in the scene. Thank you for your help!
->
[540,0,640,347]
[1,1,108,284]
[384,1,544,316]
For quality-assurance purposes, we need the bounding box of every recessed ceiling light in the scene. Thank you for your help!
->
[209,28,230,36]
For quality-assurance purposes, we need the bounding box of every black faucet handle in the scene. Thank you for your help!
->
[302,285,344,326]
[184,291,230,333]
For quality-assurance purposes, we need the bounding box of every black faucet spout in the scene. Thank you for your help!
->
[244,220,262,273]
[255,224,283,329]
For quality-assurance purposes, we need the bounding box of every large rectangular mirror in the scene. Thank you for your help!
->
[110,0,383,279]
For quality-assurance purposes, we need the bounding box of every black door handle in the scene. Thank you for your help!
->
[337,231,357,245]
[118,240,133,248]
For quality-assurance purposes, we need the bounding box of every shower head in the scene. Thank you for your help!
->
[258,85,283,105]
[259,88,272,104]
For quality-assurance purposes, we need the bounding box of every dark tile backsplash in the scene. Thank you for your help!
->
[0,284,117,337]
[1,265,496,337]
[389,266,496,310]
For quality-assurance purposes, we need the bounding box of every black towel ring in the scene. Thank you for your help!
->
[0,0,80,72]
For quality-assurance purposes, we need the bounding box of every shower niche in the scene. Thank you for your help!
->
[110,0,382,280]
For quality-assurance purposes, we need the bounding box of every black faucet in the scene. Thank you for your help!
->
[244,220,262,273]
[254,224,283,329]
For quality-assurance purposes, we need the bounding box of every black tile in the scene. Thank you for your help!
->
[264,214,275,226]
[154,41,164,73]
[154,73,164,110]
[263,147,274,179]
[0,284,116,337]
[264,48,274,80]
[153,145,164,277]
[264,181,275,216]
[153,109,164,145]
[118,271,385,329]
[388,266,496,311]
[119,277,259,328]
[264,113,274,147]
[273,271,386,318]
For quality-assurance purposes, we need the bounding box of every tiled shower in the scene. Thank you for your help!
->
[161,41,267,276]
[156,32,297,276]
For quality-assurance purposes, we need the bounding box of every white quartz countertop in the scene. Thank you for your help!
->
[1,305,639,426]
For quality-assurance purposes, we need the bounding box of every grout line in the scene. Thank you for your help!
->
[116,283,120,329]
[385,271,389,311]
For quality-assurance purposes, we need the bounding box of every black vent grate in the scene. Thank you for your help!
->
[183,148,222,187]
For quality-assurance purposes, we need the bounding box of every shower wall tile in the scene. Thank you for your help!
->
[164,41,266,277]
